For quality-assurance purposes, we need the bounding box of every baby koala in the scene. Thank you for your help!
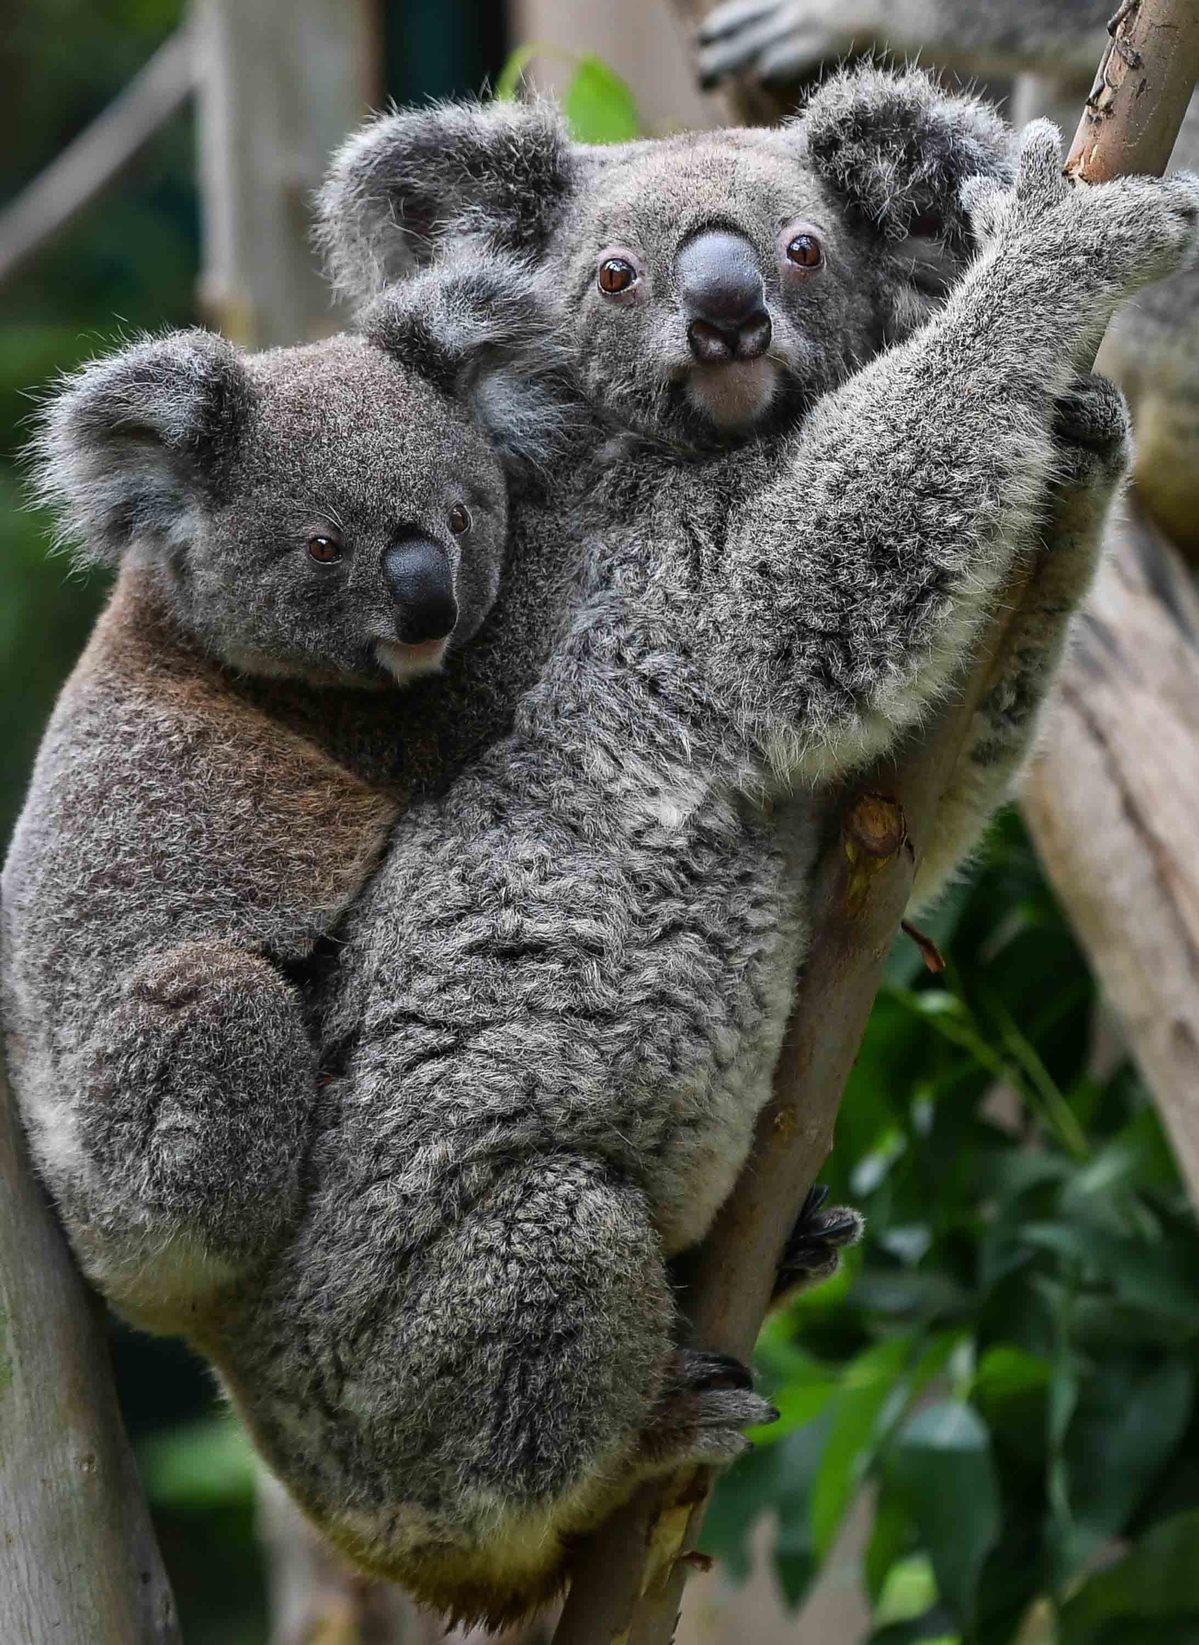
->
[1,267,563,1335]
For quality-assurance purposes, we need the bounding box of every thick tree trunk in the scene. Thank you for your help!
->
[1022,497,1199,1190]
[0,1059,180,1644]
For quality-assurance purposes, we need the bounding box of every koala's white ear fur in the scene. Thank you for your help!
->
[797,63,1013,252]
[30,330,251,566]
[362,259,573,475]
[316,98,575,303]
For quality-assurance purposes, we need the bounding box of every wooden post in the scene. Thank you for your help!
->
[193,0,382,348]
[552,6,1199,1641]
[0,1059,180,1644]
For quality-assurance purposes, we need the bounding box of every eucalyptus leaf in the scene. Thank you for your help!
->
[887,1400,1001,1628]
[562,55,640,143]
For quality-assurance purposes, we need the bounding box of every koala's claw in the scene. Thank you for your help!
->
[772,1183,863,1301]
[640,1349,778,1471]
[670,1349,755,1394]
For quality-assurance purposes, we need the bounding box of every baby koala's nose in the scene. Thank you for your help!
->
[382,534,458,644]
[677,229,771,364]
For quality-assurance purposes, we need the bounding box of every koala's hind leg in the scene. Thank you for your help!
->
[910,373,1130,912]
[75,939,315,1322]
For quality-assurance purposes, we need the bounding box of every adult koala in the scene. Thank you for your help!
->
[0,269,565,1336]
[696,0,1199,555]
[206,73,1181,1626]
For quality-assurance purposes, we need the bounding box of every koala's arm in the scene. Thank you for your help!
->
[697,0,1109,90]
[909,372,1128,910]
[702,129,1198,791]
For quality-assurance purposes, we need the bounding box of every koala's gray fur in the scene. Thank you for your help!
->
[697,0,1199,557]
[1,273,568,1335]
[196,77,1189,1626]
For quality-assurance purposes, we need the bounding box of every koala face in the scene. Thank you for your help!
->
[34,263,565,688]
[187,335,509,687]
[559,132,877,445]
[320,65,1012,450]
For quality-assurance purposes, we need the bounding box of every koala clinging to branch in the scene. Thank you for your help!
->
[210,78,1186,1626]
[0,273,566,1335]
[696,0,1199,557]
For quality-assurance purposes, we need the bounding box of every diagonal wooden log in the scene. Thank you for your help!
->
[1022,497,1199,1192]
[0,1057,180,1644]
[551,5,1199,1642]
[0,29,195,293]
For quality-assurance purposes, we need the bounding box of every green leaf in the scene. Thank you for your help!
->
[973,1346,1052,1407]
[1064,1359,1193,1562]
[867,1486,917,1604]
[1058,1508,1199,1644]
[562,55,641,143]
[137,1413,257,1511]
[493,42,544,99]
[809,1336,915,1557]
[876,1554,939,1627]
[887,1401,1000,1629]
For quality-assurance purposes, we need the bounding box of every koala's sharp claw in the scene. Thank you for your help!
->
[674,1349,754,1392]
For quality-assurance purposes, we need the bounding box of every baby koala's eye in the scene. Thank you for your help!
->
[307,532,343,564]
[785,232,823,270]
[449,503,472,536]
[598,257,637,295]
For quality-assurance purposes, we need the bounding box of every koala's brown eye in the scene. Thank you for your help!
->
[307,534,342,563]
[785,233,823,269]
[449,503,471,536]
[598,257,637,295]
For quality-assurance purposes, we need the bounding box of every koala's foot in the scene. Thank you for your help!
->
[639,1349,778,1471]
[81,940,316,1266]
[772,1183,864,1303]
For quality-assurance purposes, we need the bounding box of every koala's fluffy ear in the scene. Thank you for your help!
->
[798,63,1012,316]
[362,257,574,476]
[318,99,575,303]
[31,330,252,565]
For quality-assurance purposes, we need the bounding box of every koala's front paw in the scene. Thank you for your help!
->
[962,122,1199,298]
[639,1349,778,1471]
[1052,372,1132,488]
[82,940,316,1260]
[772,1182,863,1303]
[695,0,847,88]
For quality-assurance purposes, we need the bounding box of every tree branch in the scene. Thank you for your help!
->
[0,29,195,293]
[0,1056,180,1643]
[1021,496,1199,1197]
[551,5,1199,1641]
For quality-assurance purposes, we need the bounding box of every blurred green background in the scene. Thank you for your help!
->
[4,6,1199,1644]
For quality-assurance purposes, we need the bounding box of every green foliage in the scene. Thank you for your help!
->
[496,44,641,142]
[704,811,1199,1643]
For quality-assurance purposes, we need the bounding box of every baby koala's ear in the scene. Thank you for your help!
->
[317,99,574,303]
[30,330,252,566]
[361,256,574,476]
[796,62,1013,256]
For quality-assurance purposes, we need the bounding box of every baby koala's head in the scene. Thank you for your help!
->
[33,261,567,686]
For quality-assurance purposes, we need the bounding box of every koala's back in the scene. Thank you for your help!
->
[1,566,397,1165]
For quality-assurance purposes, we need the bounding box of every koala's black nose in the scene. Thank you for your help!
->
[676,229,771,364]
[382,535,458,643]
